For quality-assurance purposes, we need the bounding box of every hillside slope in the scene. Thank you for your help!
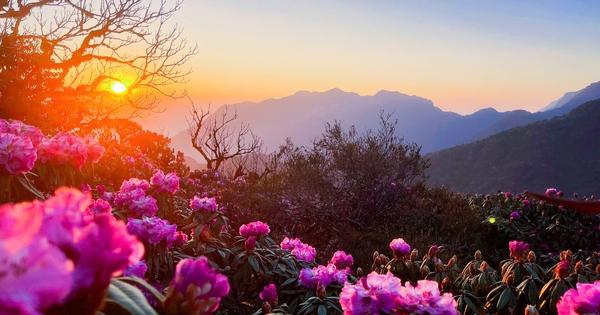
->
[426,99,600,196]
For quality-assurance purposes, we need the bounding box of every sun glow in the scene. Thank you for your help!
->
[110,82,127,94]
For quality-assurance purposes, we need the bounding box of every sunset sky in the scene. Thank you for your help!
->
[161,1,600,118]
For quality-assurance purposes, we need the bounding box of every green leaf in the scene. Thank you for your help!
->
[462,295,484,315]
[496,287,511,311]
[107,279,159,315]
[317,305,327,315]
[248,255,260,273]
[281,277,297,287]
[17,175,44,199]
[116,277,165,303]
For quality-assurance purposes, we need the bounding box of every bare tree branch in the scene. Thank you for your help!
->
[187,101,263,171]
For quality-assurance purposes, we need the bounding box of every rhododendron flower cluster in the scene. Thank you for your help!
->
[330,250,354,270]
[546,188,558,196]
[164,257,230,315]
[37,132,104,169]
[259,284,278,304]
[150,169,180,194]
[509,240,530,263]
[393,279,458,315]
[88,198,112,216]
[299,264,350,289]
[390,238,411,258]
[124,260,148,278]
[556,280,600,315]
[126,216,178,247]
[340,272,458,315]
[239,221,270,238]
[114,178,158,217]
[0,132,37,175]
[0,187,143,313]
[280,236,317,262]
[280,236,303,250]
[340,271,402,314]
[510,211,521,220]
[190,195,218,212]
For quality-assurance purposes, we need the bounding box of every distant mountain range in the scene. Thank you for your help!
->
[426,98,600,196]
[170,81,600,167]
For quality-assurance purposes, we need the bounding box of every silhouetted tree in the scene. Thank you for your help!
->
[0,0,197,132]
[188,103,263,171]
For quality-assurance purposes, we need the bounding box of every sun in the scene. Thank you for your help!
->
[110,81,127,94]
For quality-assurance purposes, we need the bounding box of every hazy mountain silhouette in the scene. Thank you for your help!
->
[426,99,600,196]
[469,81,600,141]
[170,88,513,161]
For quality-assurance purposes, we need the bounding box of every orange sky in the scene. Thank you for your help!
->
[139,1,600,134]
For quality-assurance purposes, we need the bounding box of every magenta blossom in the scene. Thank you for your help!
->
[330,250,354,270]
[172,231,188,247]
[124,260,148,279]
[88,198,112,216]
[37,132,89,169]
[164,257,230,315]
[299,264,349,289]
[259,284,278,304]
[0,119,46,146]
[509,240,530,263]
[291,243,317,262]
[280,236,303,250]
[522,199,531,206]
[505,192,513,198]
[190,196,218,212]
[546,188,558,196]
[556,280,600,315]
[245,236,256,252]
[389,238,411,258]
[510,211,521,220]
[0,133,37,175]
[126,216,177,247]
[394,280,458,315]
[239,221,270,238]
[151,169,180,194]
[340,271,402,315]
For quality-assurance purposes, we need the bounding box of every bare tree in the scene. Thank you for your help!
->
[0,0,197,130]
[188,103,263,171]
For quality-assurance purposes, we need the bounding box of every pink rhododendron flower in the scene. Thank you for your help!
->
[299,264,349,289]
[280,236,303,250]
[70,214,144,292]
[172,231,188,247]
[239,221,270,238]
[330,250,354,270]
[88,198,112,216]
[557,280,600,315]
[40,187,92,250]
[0,193,74,314]
[190,196,218,212]
[126,216,177,247]
[0,119,46,146]
[546,188,558,196]
[291,242,317,262]
[37,132,89,169]
[164,257,230,315]
[509,240,530,263]
[390,238,411,258]
[124,260,148,278]
[0,133,37,175]
[522,199,531,206]
[151,169,180,194]
[394,280,458,315]
[340,271,402,315]
[83,135,105,163]
[510,211,521,220]
[260,284,278,304]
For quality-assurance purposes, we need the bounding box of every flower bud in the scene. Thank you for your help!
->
[505,274,514,286]
[474,250,482,261]
[244,236,256,253]
[410,249,419,262]
[380,254,389,266]
[428,245,439,258]
[421,265,430,278]
[555,261,571,279]
[356,267,364,277]
[261,301,272,314]
[480,261,489,273]
[596,264,600,275]
[575,261,584,275]
[446,255,457,271]
[527,251,536,263]
[525,305,539,315]
[441,277,452,293]
[434,258,445,273]
[316,281,327,299]
[373,251,379,261]
[469,263,478,277]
